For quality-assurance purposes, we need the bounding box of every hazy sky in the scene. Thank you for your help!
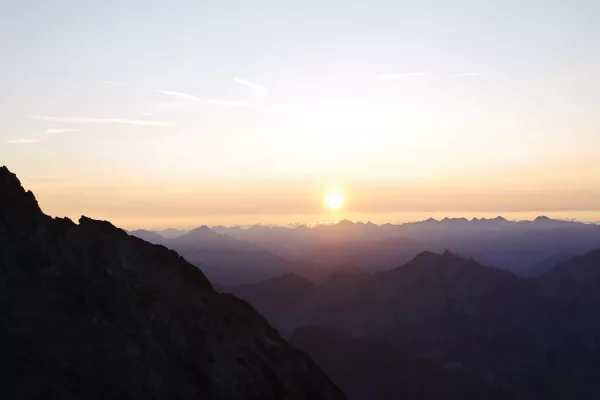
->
[2,0,599,227]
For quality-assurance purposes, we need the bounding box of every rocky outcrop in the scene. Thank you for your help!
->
[0,166,345,400]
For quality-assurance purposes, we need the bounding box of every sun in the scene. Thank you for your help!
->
[325,191,344,210]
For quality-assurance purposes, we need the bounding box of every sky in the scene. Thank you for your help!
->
[1,0,599,228]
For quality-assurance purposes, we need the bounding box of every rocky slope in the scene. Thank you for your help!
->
[289,327,509,400]
[0,166,345,400]
[222,250,600,398]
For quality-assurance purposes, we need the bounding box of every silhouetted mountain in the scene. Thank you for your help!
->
[210,217,600,276]
[223,250,600,399]
[177,225,231,244]
[218,274,319,336]
[155,228,188,238]
[130,224,331,285]
[129,228,188,240]
[128,228,170,245]
[0,166,345,400]
[543,249,600,322]
[134,216,600,284]
[523,253,575,277]
[289,327,509,400]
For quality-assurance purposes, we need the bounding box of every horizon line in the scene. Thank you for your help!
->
[129,215,598,231]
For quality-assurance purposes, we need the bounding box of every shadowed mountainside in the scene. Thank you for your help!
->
[0,166,345,400]
[212,218,600,277]
[130,227,330,285]
[130,216,600,286]
[289,327,509,400]
[221,250,600,399]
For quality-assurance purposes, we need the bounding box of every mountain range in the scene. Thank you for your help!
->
[129,226,329,285]
[289,327,509,400]
[132,216,600,285]
[220,249,600,399]
[7,160,600,399]
[0,166,344,399]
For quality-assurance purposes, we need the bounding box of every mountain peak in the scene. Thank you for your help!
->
[412,251,438,261]
[409,250,468,266]
[0,166,345,399]
[190,224,214,233]
[0,166,44,228]
[442,249,462,259]
[441,217,469,223]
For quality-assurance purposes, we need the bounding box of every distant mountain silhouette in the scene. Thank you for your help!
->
[223,250,600,399]
[130,226,332,285]
[128,228,169,244]
[144,216,600,284]
[217,273,318,336]
[210,217,600,276]
[0,166,345,400]
[289,327,509,400]
[155,228,188,238]
[177,225,231,243]
[543,249,600,327]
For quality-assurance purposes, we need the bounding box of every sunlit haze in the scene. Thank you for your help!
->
[325,192,344,210]
[2,1,599,228]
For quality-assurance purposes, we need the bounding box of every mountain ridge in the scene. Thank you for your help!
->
[221,250,600,398]
[0,166,345,400]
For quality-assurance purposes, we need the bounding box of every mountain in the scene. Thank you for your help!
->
[0,166,345,400]
[223,250,600,398]
[155,228,188,238]
[209,218,600,276]
[130,224,330,285]
[289,327,508,400]
[175,225,242,247]
[128,228,170,245]
[218,273,319,336]
[523,253,575,277]
[543,249,600,332]
[132,217,600,284]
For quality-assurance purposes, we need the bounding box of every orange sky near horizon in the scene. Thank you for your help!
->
[11,156,600,229]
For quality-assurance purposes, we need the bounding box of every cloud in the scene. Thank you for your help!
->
[103,81,126,86]
[31,116,176,126]
[209,99,252,108]
[140,112,153,116]
[8,138,41,144]
[449,72,482,77]
[8,129,79,145]
[377,72,426,81]
[153,89,200,102]
[232,77,270,100]
[36,128,78,135]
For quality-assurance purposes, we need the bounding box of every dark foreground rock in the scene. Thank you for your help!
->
[0,166,345,400]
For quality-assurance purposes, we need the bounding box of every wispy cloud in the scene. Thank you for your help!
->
[449,72,482,77]
[377,72,426,81]
[31,116,176,126]
[153,89,200,102]
[36,128,78,135]
[8,138,41,144]
[232,77,270,100]
[8,128,78,144]
[103,81,126,86]
[209,99,253,108]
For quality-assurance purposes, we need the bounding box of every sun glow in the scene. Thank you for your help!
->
[325,192,344,210]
